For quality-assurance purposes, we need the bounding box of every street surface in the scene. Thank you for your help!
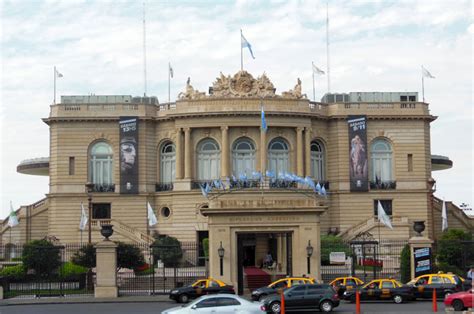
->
[0,300,449,314]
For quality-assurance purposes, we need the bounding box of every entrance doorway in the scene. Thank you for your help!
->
[237,232,292,295]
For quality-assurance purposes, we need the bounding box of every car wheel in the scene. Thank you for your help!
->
[452,299,465,312]
[178,294,189,303]
[269,301,281,314]
[393,295,403,304]
[320,300,333,312]
[258,294,267,302]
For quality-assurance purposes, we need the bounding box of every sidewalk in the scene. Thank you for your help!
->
[0,295,170,306]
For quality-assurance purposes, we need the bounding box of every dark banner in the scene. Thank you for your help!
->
[348,115,368,192]
[119,117,139,194]
[414,247,432,277]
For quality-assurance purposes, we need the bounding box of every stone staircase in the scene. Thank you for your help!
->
[91,219,154,244]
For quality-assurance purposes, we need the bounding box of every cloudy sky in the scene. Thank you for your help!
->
[1,0,472,219]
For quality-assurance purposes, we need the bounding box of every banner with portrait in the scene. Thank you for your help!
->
[348,115,368,192]
[119,117,139,194]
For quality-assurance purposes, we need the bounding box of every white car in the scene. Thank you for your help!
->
[162,294,266,314]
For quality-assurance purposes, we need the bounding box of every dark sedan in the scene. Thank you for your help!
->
[169,278,235,303]
[343,279,413,304]
[262,284,340,313]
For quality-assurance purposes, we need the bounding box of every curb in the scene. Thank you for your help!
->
[0,295,171,306]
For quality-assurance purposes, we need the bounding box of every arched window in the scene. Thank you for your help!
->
[311,140,325,181]
[160,142,176,183]
[268,137,289,175]
[371,139,393,182]
[232,138,256,176]
[197,139,220,180]
[89,141,113,185]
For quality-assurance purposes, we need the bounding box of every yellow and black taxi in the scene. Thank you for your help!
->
[329,276,364,297]
[406,273,464,299]
[169,278,235,303]
[343,279,413,304]
[251,277,315,301]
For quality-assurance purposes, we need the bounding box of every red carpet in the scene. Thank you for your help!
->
[244,267,271,292]
[244,267,269,276]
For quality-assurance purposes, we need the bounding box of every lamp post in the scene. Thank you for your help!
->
[85,182,94,244]
[306,240,314,274]
[218,241,225,276]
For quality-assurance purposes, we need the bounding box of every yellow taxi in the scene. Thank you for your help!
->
[329,276,364,296]
[406,273,464,299]
[169,277,235,303]
[343,278,413,303]
[251,277,315,301]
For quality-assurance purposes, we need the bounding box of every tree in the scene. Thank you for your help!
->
[116,242,145,271]
[22,239,61,277]
[152,236,183,267]
[400,244,411,283]
[72,244,96,269]
[320,235,351,266]
[436,229,472,276]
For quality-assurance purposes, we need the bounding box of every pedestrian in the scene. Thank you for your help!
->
[467,266,474,280]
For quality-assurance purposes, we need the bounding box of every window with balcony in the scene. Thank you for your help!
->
[310,140,325,181]
[232,137,256,176]
[160,142,176,184]
[89,141,114,191]
[197,139,220,180]
[268,137,289,175]
[370,139,394,189]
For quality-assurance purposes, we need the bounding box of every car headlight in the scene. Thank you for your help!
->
[171,290,178,294]
[343,291,349,295]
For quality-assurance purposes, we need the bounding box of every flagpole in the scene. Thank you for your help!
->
[312,62,316,101]
[326,1,331,93]
[240,29,243,71]
[421,66,425,102]
[168,63,171,104]
[53,66,56,104]
[143,1,147,97]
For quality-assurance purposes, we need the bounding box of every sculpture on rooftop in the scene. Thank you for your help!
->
[282,78,306,99]
[178,77,206,100]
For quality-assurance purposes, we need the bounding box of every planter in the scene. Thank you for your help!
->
[100,224,114,240]
[413,221,425,236]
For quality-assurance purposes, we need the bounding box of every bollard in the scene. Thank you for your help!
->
[280,290,286,314]
[356,290,361,314]
[432,288,437,312]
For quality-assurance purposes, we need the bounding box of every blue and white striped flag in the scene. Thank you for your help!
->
[241,31,255,59]
[261,104,267,132]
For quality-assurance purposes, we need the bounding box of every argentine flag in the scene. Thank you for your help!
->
[241,31,255,59]
[261,104,267,132]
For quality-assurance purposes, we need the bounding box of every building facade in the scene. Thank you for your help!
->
[2,71,473,289]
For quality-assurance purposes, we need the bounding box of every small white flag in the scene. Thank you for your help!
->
[8,201,19,228]
[55,68,63,78]
[147,202,157,226]
[79,202,88,231]
[441,200,448,231]
[312,63,325,75]
[422,66,435,79]
[169,63,173,78]
[377,200,393,229]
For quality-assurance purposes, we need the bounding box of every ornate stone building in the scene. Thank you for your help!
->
[1,71,472,287]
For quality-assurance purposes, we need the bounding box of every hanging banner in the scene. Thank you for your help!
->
[414,247,432,277]
[348,115,368,192]
[119,117,139,194]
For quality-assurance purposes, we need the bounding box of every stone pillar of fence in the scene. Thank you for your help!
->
[408,236,433,280]
[95,240,118,298]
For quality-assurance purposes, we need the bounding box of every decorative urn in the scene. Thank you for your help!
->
[413,221,425,236]
[100,224,114,240]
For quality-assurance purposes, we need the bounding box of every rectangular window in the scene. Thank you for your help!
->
[407,154,413,172]
[92,203,111,219]
[400,95,408,101]
[374,200,392,216]
[69,157,75,175]
[409,95,416,101]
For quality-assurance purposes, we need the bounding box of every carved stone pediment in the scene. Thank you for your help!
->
[211,71,277,98]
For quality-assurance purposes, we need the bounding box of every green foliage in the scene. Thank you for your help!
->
[436,229,472,274]
[320,235,351,266]
[116,242,145,271]
[202,238,209,259]
[0,264,26,280]
[400,244,411,283]
[59,262,88,279]
[152,236,183,267]
[22,240,61,276]
[72,244,96,269]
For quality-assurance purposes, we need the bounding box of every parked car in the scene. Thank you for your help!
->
[163,294,266,314]
[444,289,473,311]
[251,277,315,301]
[262,284,339,313]
[169,278,235,303]
[329,276,364,297]
[343,279,413,304]
[406,273,464,299]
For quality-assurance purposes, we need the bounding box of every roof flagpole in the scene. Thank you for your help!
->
[326,1,331,94]
[143,1,147,97]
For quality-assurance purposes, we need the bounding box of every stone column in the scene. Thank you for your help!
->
[95,240,118,298]
[304,127,312,177]
[175,128,183,179]
[408,235,434,280]
[221,126,229,178]
[260,127,267,174]
[296,127,304,176]
[184,127,192,179]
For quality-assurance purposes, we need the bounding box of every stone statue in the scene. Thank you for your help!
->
[282,78,306,99]
[178,77,206,99]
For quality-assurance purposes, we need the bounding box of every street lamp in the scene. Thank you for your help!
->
[306,240,314,274]
[85,182,95,244]
[218,241,225,276]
